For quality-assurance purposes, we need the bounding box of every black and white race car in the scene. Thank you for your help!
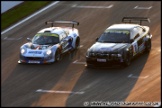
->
[86,17,152,67]
[18,21,80,64]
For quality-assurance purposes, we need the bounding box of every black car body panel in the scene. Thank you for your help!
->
[86,17,152,67]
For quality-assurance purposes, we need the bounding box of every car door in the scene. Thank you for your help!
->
[132,33,139,56]
[136,27,146,53]
[131,27,140,56]
[60,32,69,53]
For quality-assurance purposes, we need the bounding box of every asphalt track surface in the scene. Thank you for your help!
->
[1,1,161,107]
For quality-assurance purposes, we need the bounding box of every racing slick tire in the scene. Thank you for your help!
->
[145,39,151,52]
[55,49,62,62]
[122,54,131,67]
[74,37,80,50]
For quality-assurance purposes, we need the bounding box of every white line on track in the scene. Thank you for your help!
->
[36,89,84,94]
[134,6,152,9]
[128,74,149,79]
[79,45,83,48]
[1,1,60,35]
[3,36,22,40]
[73,60,86,64]
[72,4,113,9]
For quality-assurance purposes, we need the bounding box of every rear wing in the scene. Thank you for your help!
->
[122,17,150,25]
[45,20,79,29]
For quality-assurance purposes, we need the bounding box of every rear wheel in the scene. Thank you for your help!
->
[74,37,80,50]
[145,39,151,52]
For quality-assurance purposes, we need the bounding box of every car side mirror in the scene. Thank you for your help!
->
[27,38,32,42]
[96,37,99,42]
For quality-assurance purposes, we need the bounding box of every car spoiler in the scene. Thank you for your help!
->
[45,21,79,29]
[122,17,150,25]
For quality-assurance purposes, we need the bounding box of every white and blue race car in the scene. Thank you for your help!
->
[18,21,80,64]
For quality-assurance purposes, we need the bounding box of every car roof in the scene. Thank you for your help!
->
[107,23,140,30]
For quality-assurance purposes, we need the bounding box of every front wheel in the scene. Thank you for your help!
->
[122,54,131,67]
[55,49,61,62]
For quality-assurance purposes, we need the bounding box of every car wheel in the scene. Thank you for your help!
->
[122,55,131,67]
[55,49,61,62]
[85,63,93,68]
[75,37,80,50]
[145,39,151,52]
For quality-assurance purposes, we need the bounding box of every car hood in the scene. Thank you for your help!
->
[89,42,130,53]
[21,43,58,57]
[24,43,54,50]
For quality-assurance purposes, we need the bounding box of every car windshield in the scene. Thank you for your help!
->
[97,30,130,43]
[32,33,59,45]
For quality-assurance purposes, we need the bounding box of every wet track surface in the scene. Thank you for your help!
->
[1,1,161,107]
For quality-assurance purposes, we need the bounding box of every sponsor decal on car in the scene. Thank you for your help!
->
[28,51,42,54]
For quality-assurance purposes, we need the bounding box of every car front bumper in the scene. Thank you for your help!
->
[86,56,124,67]
[18,55,54,64]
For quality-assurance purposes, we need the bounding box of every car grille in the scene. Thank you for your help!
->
[89,52,119,59]
[26,57,43,60]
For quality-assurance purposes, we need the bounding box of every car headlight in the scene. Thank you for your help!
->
[117,54,122,57]
[126,48,129,51]
[46,49,52,55]
[21,48,26,54]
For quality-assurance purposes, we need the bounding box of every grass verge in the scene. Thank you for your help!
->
[1,1,52,31]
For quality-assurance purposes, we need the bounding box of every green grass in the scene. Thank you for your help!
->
[1,1,52,31]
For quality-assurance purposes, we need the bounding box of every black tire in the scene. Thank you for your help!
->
[86,64,93,68]
[55,49,61,62]
[122,54,131,67]
[145,39,151,52]
[74,37,80,50]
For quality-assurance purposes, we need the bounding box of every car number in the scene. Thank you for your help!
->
[97,59,106,62]
[28,60,40,63]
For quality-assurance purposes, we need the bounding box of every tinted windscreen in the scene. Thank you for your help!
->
[32,33,59,45]
[97,30,130,43]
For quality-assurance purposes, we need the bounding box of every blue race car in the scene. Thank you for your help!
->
[18,21,80,64]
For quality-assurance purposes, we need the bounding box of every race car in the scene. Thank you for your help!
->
[86,17,152,67]
[18,20,80,64]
